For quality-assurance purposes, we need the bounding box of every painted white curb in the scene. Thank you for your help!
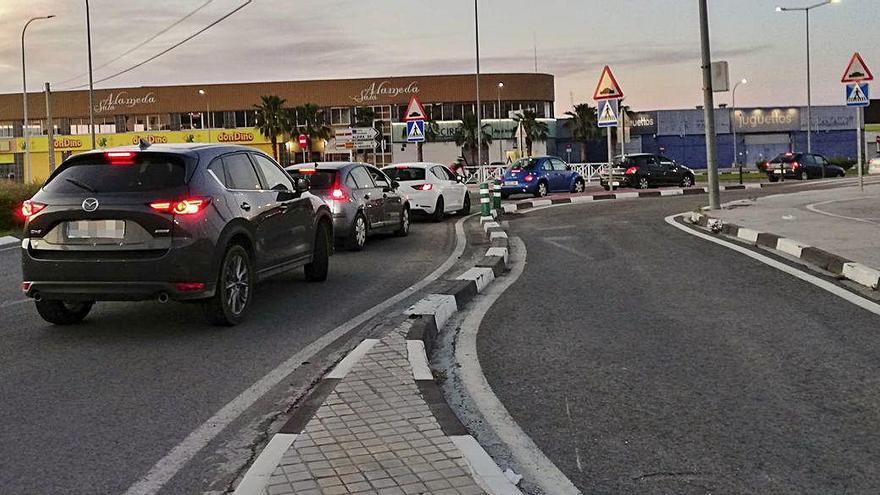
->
[406,340,434,381]
[736,227,760,243]
[482,221,501,233]
[569,195,594,204]
[485,247,509,266]
[614,191,639,199]
[0,236,19,249]
[406,294,458,331]
[480,215,496,224]
[660,189,684,196]
[326,339,379,379]
[489,231,508,242]
[842,263,880,290]
[530,199,552,208]
[776,237,808,258]
[231,433,298,495]
[502,204,517,214]
[457,267,496,293]
[450,435,523,495]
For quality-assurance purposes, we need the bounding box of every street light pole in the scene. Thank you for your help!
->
[199,89,211,142]
[474,0,483,182]
[777,0,841,157]
[85,0,96,150]
[497,82,503,163]
[21,14,55,184]
[732,78,748,184]
[698,0,720,210]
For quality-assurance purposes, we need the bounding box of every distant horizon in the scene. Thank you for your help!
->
[1,0,876,115]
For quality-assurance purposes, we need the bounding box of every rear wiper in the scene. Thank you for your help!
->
[65,177,97,193]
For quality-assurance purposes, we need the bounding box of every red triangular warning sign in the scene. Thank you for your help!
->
[842,52,874,83]
[593,66,624,101]
[403,96,428,121]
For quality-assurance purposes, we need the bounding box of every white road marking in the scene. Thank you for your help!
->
[406,340,434,381]
[123,215,474,495]
[665,214,880,317]
[805,197,880,226]
[457,236,583,495]
[326,339,379,379]
[449,435,524,495]
[542,237,590,260]
[0,299,29,309]
[230,433,297,495]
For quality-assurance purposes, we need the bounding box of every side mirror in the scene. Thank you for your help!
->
[390,180,400,189]
[294,177,310,194]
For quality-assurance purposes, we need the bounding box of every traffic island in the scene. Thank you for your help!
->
[230,216,520,495]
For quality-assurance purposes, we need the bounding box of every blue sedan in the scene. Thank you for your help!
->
[500,156,586,198]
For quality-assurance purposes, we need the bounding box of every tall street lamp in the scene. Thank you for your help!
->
[776,0,841,154]
[473,0,483,181]
[21,14,56,183]
[497,82,503,163]
[732,78,748,184]
[198,89,211,142]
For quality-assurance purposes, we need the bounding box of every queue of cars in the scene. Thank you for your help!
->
[18,144,469,327]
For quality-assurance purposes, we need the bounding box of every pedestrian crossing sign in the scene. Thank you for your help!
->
[846,83,870,107]
[406,120,426,142]
[598,99,619,128]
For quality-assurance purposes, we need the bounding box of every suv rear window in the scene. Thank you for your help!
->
[288,169,337,190]
[770,153,802,163]
[45,153,186,194]
[383,167,426,181]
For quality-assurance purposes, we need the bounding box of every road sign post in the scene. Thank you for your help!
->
[594,66,623,192]
[842,52,873,192]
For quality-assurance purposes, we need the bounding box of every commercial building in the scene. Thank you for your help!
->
[0,73,554,182]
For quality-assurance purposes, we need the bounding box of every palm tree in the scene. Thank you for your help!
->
[514,110,549,157]
[295,104,332,160]
[254,95,286,160]
[454,113,492,167]
[564,103,601,162]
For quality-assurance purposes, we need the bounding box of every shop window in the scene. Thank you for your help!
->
[330,107,351,126]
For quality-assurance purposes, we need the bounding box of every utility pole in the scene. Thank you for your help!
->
[45,82,55,172]
[86,0,96,150]
[699,0,720,210]
[473,0,483,181]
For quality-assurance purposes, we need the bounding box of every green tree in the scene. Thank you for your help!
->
[253,95,286,160]
[454,114,492,166]
[514,110,549,157]
[294,103,332,160]
[564,103,601,162]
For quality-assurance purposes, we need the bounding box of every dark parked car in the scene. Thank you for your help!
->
[20,144,333,326]
[600,153,695,190]
[500,156,585,198]
[766,152,845,181]
[286,162,410,250]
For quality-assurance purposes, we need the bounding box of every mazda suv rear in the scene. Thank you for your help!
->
[20,144,332,326]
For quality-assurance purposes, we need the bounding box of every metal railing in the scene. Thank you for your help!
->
[570,163,606,183]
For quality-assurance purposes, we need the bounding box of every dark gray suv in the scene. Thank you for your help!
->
[20,144,333,326]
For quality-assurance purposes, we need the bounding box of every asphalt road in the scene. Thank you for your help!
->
[0,218,455,495]
[478,191,880,494]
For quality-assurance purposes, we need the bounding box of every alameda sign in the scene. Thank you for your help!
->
[95,91,158,114]
[350,81,419,104]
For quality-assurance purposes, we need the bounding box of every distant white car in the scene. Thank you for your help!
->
[868,157,880,175]
[382,163,470,220]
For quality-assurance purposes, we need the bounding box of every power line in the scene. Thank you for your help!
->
[55,0,216,88]
[68,0,252,89]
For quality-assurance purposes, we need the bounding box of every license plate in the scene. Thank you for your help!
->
[612,181,620,186]
[504,181,518,186]
[66,220,125,240]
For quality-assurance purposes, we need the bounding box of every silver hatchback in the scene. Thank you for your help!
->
[286,162,411,250]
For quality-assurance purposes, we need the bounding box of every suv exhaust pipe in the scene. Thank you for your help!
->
[32,292,42,302]
[157,292,169,304]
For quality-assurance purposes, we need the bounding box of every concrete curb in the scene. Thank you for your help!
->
[504,182,773,212]
[688,212,880,291]
[0,235,20,249]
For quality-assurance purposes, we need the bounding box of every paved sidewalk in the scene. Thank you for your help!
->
[712,183,880,269]
[258,325,487,495]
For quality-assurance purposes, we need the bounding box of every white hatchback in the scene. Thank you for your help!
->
[382,163,471,220]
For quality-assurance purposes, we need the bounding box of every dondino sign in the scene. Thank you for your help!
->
[95,91,158,114]
[351,81,419,104]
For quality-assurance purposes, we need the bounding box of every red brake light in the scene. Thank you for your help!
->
[149,198,210,215]
[175,282,205,292]
[330,187,349,201]
[791,162,800,170]
[106,151,136,165]
[396,165,409,169]
[416,183,433,191]
[21,282,32,293]
[20,200,46,219]
[524,174,535,182]
[299,168,316,174]
[624,166,638,175]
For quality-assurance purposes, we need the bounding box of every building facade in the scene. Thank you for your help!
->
[0,73,554,181]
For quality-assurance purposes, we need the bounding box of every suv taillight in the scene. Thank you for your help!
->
[624,166,638,175]
[149,198,210,215]
[20,200,46,220]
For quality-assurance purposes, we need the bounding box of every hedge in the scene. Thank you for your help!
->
[0,181,42,233]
